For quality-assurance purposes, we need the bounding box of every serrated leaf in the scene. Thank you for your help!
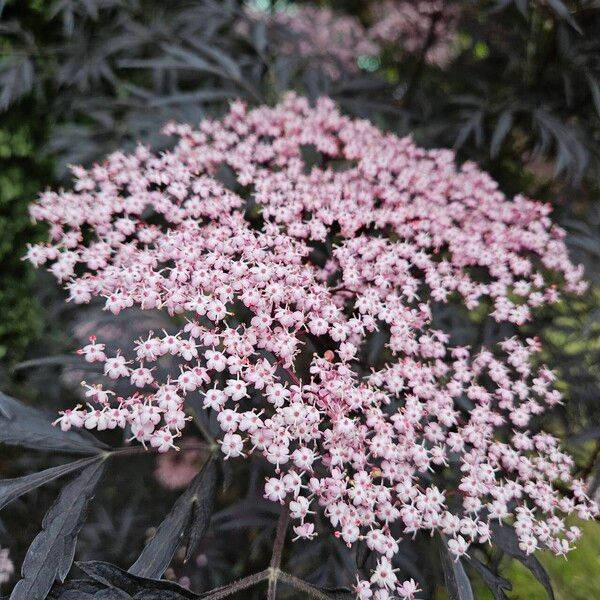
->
[117,58,187,71]
[10,458,107,600]
[490,110,513,158]
[545,0,582,33]
[251,20,267,54]
[514,0,528,17]
[454,109,485,150]
[129,458,217,578]
[187,41,241,79]
[468,557,511,600]
[439,535,474,600]
[78,561,198,599]
[148,89,237,107]
[49,578,129,599]
[0,455,103,511]
[0,392,107,454]
[160,45,220,75]
[0,54,34,110]
[491,523,555,600]
[586,74,600,119]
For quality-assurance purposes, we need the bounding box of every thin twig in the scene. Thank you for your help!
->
[278,572,335,600]
[267,499,291,599]
[200,569,270,600]
[199,502,328,600]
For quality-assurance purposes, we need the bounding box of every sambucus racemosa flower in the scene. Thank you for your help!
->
[28,94,596,598]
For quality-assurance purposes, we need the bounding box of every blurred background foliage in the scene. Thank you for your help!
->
[0,0,599,598]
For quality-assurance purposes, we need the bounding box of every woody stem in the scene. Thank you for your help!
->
[267,499,291,599]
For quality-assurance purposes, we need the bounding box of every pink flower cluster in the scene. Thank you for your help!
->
[155,441,203,490]
[28,94,595,599]
[247,2,460,78]
[370,1,460,67]
[0,547,13,585]
[247,4,378,79]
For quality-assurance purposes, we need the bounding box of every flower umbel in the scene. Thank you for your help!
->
[28,94,596,598]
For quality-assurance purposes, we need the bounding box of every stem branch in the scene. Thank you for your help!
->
[278,572,335,600]
[200,569,270,600]
[267,499,291,599]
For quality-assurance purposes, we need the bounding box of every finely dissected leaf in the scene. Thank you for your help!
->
[454,109,485,150]
[491,523,555,600]
[160,45,220,75]
[0,392,106,454]
[129,458,217,578]
[490,110,514,158]
[0,455,102,511]
[514,0,528,16]
[586,74,600,119]
[188,41,242,79]
[533,109,588,182]
[439,535,474,600]
[250,19,267,54]
[148,89,237,107]
[10,458,106,600]
[0,54,34,109]
[78,561,199,599]
[545,0,582,32]
[49,578,129,599]
[468,557,511,600]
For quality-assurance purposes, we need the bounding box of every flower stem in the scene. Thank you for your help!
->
[267,499,291,599]
[200,569,270,600]
[278,572,335,600]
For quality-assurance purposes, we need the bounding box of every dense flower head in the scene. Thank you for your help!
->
[28,94,595,598]
[369,0,460,67]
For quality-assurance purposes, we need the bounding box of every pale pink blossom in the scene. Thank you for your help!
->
[28,94,596,599]
[0,547,13,585]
